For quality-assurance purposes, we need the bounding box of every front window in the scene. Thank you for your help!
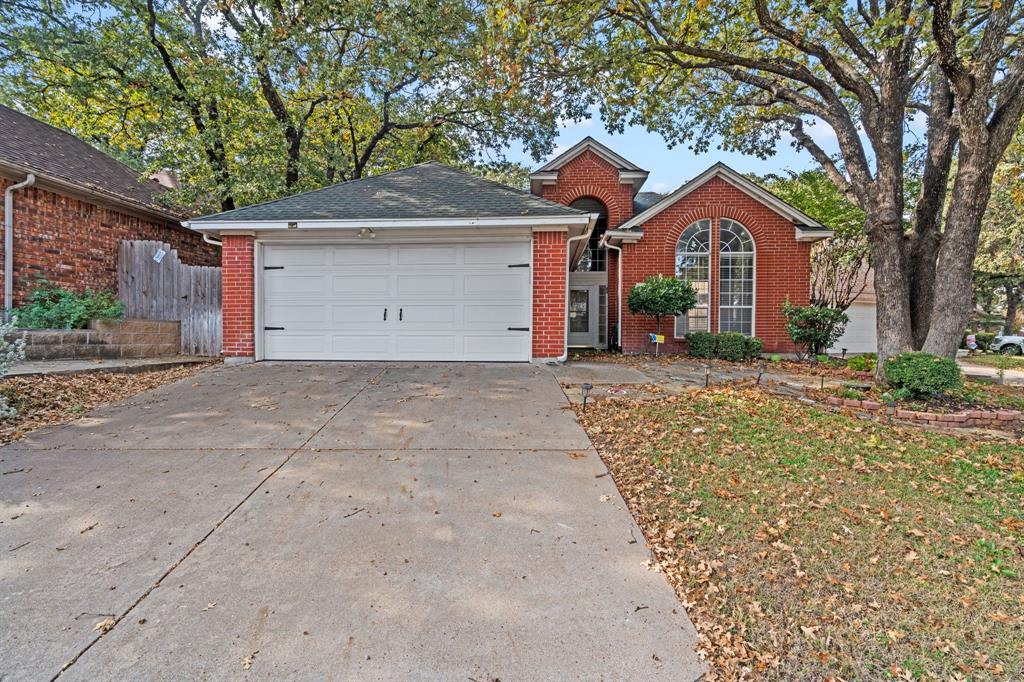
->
[675,219,711,336]
[718,219,754,335]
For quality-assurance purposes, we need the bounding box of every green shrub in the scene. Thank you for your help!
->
[846,353,877,373]
[962,331,996,349]
[685,331,716,358]
[781,301,849,358]
[770,354,782,362]
[744,336,764,359]
[716,332,748,361]
[13,282,124,330]
[627,275,697,326]
[883,351,962,398]
[0,316,26,419]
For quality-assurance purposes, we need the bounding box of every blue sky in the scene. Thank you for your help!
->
[504,115,829,194]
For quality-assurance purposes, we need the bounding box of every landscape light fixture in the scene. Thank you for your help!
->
[580,383,593,412]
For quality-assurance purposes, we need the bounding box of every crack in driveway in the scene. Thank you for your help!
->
[49,367,387,680]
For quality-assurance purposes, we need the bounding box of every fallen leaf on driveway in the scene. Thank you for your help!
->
[569,451,587,459]
[599,495,611,502]
[202,602,217,611]
[243,650,258,670]
[92,617,115,633]
[492,511,502,518]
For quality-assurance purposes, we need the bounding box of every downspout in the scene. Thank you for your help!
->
[4,174,36,314]
[601,236,623,351]
[202,233,222,247]
[559,215,599,362]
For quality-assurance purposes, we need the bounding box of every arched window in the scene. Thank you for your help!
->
[719,219,755,335]
[675,219,711,336]
[570,197,608,272]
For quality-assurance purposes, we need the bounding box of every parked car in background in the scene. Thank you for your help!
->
[990,334,1024,355]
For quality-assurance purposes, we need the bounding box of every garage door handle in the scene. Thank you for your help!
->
[383,308,387,321]
[507,263,530,268]
[264,326,285,331]
[399,308,403,321]
[508,327,530,331]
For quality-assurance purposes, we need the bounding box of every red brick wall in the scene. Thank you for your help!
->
[618,177,810,354]
[221,234,255,357]
[532,230,568,359]
[0,175,219,306]
[537,150,636,227]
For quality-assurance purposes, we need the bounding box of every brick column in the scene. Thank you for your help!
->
[221,234,255,359]
[532,230,568,360]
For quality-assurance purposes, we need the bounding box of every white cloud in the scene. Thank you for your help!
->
[650,181,672,193]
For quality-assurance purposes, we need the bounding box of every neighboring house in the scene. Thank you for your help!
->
[189,137,832,362]
[0,105,219,309]
[829,270,878,355]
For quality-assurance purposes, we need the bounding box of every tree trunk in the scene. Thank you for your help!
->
[1005,284,1020,335]
[922,149,997,357]
[868,213,914,375]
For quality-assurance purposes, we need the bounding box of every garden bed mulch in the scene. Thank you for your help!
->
[0,362,217,446]
[574,386,1023,680]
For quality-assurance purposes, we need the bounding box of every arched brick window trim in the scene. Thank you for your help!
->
[559,186,626,228]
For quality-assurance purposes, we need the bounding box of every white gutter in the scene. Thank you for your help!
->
[600,235,624,351]
[185,214,592,232]
[202,233,222,247]
[4,173,36,313]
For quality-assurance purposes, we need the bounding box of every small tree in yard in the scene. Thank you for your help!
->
[628,275,697,341]
[781,301,849,360]
[0,316,26,419]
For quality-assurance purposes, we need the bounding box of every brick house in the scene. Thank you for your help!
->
[0,105,219,310]
[190,138,830,362]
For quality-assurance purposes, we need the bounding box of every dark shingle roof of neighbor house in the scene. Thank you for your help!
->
[633,191,664,214]
[192,162,587,223]
[0,104,176,217]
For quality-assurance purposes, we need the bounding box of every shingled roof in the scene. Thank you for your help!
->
[191,162,586,223]
[0,104,177,219]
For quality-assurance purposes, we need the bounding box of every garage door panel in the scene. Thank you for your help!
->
[332,275,392,297]
[397,275,456,296]
[331,305,390,326]
[396,335,457,357]
[262,242,532,361]
[396,245,457,265]
[265,248,327,267]
[465,242,530,264]
[464,272,528,297]
[332,246,390,266]
[464,334,530,358]
[265,304,327,325]
[266,274,328,296]
[400,305,457,324]
[464,304,527,326]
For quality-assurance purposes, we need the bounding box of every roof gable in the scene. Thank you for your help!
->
[615,163,829,236]
[0,104,177,219]
[534,136,646,173]
[189,162,589,226]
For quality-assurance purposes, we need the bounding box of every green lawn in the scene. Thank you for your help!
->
[578,387,1023,680]
[962,353,1024,370]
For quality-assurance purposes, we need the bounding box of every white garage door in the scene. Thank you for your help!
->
[261,242,532,361]
[829,302,877,354]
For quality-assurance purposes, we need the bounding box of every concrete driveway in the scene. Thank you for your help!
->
[1,363,703,681]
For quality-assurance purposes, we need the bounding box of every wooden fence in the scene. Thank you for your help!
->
[117,240,222,356]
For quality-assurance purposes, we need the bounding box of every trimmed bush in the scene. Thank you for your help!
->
[13,282,124,330]
[744,336,764,359]
[781,301,848,358]
[685,331,716,358]
[846,353,877,373]
[716,332,748,361]
[627,275,697,326]
[883,351,962,398]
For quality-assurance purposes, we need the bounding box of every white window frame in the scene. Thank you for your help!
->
[717,219,756,336]
[674,219,712,338]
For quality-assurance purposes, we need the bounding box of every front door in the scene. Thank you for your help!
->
[567,285,599,347]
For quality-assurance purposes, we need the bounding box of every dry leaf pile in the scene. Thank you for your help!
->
[0,363,215,445]
[576,386,1023,680]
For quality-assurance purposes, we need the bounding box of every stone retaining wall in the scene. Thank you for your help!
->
[13,319,180,360]
[823,395,1022,430]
